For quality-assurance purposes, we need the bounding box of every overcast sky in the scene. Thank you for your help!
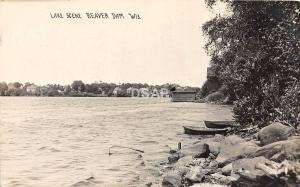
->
[0,0,226,87]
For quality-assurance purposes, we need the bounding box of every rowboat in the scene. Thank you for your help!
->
[183,126,228,135]
[204,120,236,129]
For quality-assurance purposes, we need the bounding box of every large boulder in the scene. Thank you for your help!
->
[207,141,221,156]
[184,166,217,184]
[258,122,295,146]
[201,135,224,156]
[221,163,233,176]
[162,171,182,187]
[173,156,194,177]
[231,157,300,187]
[181,143,210,158]
[231,156,267,178]
[174,156,194,168]
[216,135,259,166]
[231,156,284,187]
[251,138,300,162]
[184,166,204,183]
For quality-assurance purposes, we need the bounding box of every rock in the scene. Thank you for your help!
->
[258,122,295,146]
[210,173,236,185]
[175,166,190,176]
[182,143,210,158]
[184,167,217,184]
[216,135,259,166]
[190,183,226,187]
[168,154,180,164]
[184,166,204,183]
[221,163,232,176]
[232,156,267,176]
[209,160,218,169]
[251,138,300,162]
[191,135,223,156]
[190,158,207,168]
[174,156,194,167]
[231,156,268,187]
[231,157,297,187]
[162,171,182,187]
[182,134,225,156]
[207,141,221,156]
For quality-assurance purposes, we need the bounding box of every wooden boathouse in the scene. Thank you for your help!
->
[171,91,196,102]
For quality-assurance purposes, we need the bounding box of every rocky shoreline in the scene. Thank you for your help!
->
[159,122,300,187]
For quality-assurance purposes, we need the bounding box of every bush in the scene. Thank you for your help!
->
[276,82,300,128]
[233,81,300,129]
[205,91,225,103]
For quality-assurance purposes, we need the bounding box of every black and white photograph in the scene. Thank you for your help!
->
[0,0,299,186]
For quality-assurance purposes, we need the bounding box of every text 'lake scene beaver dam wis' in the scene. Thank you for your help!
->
[0,0,299,187]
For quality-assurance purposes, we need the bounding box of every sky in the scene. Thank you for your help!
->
[0,0,226,87]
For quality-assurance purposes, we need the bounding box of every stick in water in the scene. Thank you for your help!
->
[108,145,144,155]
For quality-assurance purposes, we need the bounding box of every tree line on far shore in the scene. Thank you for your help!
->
[0,80,199,97]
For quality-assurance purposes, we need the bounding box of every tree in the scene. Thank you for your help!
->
[71,80,85,92]
[85,83,102,94]
[47,89,59,97]
[99,82,117,95]
[203,1,300,127]
[13,82,23,88]
[64,85,72,95]
[0,82,8,96]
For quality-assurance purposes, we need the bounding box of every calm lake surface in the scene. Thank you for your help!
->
[0,97,233,187]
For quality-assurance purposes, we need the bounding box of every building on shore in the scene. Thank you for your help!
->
[26,84,39,95]
[171,91,196,102]
[113,87,122,96]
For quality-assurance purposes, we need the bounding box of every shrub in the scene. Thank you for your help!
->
[205,91,225,103]
[276,82,300,128]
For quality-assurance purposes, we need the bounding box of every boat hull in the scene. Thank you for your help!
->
[204,120,235,129]
[183,126,228,135]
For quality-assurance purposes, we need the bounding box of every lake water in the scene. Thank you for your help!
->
[0,97,233,187]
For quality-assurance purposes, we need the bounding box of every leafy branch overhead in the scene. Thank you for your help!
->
[203,1,300,128]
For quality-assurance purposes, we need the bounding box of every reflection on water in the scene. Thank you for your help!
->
[0,97,233,187]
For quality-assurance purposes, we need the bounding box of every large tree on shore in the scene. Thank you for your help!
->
[0,82,8,96]
[203,1,300,127]
[71,80,85,92]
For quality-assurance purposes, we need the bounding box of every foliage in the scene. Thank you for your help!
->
[200,80,210,98]
[0,82,8,96]
[71,80,85,92]
[47,89,60,97]
[200,78,222,98]
[85,83,102,94]
[13,82,22,88]
[203,1,300,128]
[205,91,225,103]
[276,82,300,127]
